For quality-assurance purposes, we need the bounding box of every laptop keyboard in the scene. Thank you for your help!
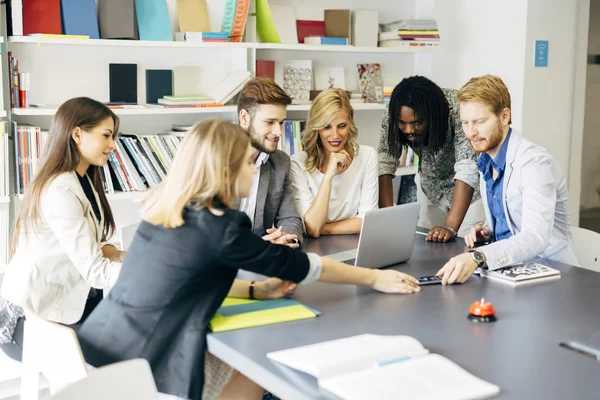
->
[341,258,356,265]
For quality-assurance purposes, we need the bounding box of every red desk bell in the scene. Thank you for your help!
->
[467,298,497,323]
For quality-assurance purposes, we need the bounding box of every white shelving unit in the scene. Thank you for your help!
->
[3,0,435,252]
[0,197,9,204]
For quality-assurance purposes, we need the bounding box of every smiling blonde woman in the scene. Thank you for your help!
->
[290,88,379,238]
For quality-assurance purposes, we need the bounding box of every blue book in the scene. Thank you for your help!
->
[305,36,348,45]
[134,0,173,41]
[60,0,100,39]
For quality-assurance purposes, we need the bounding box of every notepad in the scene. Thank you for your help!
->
[209,297,319,332]
[268,334,501,400]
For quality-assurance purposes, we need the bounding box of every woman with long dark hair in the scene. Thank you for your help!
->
[378,76,485,242]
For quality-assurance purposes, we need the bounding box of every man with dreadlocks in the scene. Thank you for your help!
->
[378,75,484,242]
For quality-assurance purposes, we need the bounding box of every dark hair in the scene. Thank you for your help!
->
[237,77,292,117]
[10,97,119,257]
[387,76,449,158]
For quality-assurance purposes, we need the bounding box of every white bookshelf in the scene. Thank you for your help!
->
[4,0,433,244]
[0,197,9,204]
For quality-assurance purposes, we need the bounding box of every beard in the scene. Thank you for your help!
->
[248,120,276,154]
[470,120,504,153]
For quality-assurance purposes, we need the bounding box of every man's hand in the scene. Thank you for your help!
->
[254,278,297,300]
[426,226,456,242]
[436,253,479,285]
[262,227,300,249]
[465,225,492,248]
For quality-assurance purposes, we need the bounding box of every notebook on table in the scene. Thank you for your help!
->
[209,297,320,333]
[478,263,561,286]
[267,334,500,400]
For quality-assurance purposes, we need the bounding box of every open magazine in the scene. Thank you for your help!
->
[267,334,500,400]
[477,262,560,286]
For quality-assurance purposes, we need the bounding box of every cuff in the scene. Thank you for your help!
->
[300,253,322,285]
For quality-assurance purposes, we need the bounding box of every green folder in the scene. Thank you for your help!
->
[209,297,320,332]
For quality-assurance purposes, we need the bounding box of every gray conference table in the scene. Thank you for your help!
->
[207,230,600,399]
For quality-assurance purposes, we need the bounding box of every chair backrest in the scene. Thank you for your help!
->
[571,226,600,272]
[120,222,140,251]
[51,359,159,400]
[20,316,88,400]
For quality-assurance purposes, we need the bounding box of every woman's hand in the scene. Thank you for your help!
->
[324,150,351,178]
[371,270,421,294]
[254,278,297,300]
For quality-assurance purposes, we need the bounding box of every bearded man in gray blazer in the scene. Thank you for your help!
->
[437,74,579,285]
[237,77,304,246]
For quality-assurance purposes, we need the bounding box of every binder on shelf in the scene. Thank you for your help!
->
[60,0,100,39]
[22,0,62,35]
[145,70,173,104]
[176,0,211,33]
[7,0,24,36]
[135,0,173,41]
[98,0,139,40]
[109,64,138,104]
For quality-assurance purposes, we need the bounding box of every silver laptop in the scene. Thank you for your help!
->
[326,202,421,268]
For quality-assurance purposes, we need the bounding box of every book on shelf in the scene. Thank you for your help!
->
[304,36,348,45]
[477,263,561,286]
[174,32,228,42]
[22,0,62,36]
[0,122,9,197]
[276,120,305,157]
[12,123,185,195]
[267,334,501,400]
[97,0,138,40]
[176,0,211,33]
[356,64,383,103]
[60,0,100,39]
[324,9,352,45]
[209,297,320,333]
[296,20,325,44]
[159,70,250,106]
[134,0,172,42]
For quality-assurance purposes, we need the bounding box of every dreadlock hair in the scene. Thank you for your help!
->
[387,76,449,159]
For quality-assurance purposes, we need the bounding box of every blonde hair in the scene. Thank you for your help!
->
[458,74,512,124]
[302,88,359,172]
[141,119,250,228]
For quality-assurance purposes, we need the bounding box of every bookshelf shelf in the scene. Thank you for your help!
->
[7,36,438,54]
[396,166,418,176]
[7,36,254,49]
[0,196,9,204]
[11,104,385,116]
[0,111,6,118]
[11,106,238,116]
[107,192,145,201]
[256,42,439,54]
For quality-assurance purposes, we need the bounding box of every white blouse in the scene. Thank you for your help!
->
[290,145,379,224]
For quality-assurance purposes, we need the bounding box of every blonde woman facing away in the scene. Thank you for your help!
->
[76,119,419,400]
[0,98,125,361]
[290,88,379,238]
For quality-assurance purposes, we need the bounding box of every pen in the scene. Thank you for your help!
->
[559,341,600,361]
[415,231,428,236]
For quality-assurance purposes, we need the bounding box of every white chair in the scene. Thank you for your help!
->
[19,316,185,400]
[20,316,88,400]
[50,359,160,400]
[571,226,600,272]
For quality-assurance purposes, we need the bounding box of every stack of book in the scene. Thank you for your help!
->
[399,147,419,168]
[383,87,394,104]
[378,19,440,48]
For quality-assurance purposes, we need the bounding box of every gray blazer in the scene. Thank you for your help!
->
[253,150,304,242]
[479,131,579,269]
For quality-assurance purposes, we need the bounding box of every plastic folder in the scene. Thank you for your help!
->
[209,297,320,333]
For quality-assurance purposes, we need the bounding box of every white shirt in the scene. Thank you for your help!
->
[290,145,379,223]
[239,152,270,227]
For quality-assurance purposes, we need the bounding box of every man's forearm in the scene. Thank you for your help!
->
[379,175,395,208]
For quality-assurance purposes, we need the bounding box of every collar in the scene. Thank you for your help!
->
[256,152,269,167]
[477,128,512,174]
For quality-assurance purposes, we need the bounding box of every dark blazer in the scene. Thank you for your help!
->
[254,150,304,241]
[77,207,310,400]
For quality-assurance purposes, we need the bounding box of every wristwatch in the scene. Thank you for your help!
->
[469,250,487,270]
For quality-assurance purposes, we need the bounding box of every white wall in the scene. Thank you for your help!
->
[581,0,600,209]
[432,0,589,225]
